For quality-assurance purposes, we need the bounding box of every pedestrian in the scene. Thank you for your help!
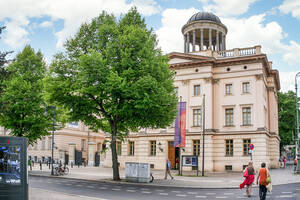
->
[164,159,174,179]
[279,157,282,168]
[294,157,298,172]
[283,157,287,168]
[175,157,179,169]
[240,161,255,197]
[257,162,270,200]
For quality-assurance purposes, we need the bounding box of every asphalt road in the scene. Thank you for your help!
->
[29,176,300,200]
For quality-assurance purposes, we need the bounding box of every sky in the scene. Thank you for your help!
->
[0,0,300,92]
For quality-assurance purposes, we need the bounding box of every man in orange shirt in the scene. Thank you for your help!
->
[256,162,269,200]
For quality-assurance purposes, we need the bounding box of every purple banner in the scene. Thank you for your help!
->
[174,102,186,147]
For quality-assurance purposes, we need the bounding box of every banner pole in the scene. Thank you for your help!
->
[202,94,205,176]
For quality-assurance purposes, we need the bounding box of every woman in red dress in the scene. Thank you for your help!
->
[240,161,255,197]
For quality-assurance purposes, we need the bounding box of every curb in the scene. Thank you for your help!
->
[29,172,300,189]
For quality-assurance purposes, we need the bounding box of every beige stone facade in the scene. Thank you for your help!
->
[104,12,280,172]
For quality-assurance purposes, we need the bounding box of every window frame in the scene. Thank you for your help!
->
[128,141,135,156]
[243,139,251,156]
[225,84,233,95]
[193,140,200,156]
[193,108,202,127]
[242,82,250,94]
[194,85,201,96]
[117,141,122,156]
[150,141,156,156]
[225,108,234,126]
[242,107,251,126]
[225,139,233,157]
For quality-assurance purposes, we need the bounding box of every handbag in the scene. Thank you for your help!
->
[266,168,271,183]
[266,183,272,192]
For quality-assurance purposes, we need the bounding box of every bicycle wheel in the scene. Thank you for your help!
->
[64,167,69,175]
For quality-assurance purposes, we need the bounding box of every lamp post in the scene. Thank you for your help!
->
[202,94,205,176]
[46,105,56,176]
[295,72,300,173]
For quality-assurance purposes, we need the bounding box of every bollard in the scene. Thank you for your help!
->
[71,162,73,168]
[78,162,80,168]
[40,161,42,171]
[49,161,50,169]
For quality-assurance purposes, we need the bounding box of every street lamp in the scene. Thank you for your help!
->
[45,105,56,175]
[295,72,300,173]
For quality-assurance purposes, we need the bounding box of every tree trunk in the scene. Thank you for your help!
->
[111,123,120,181]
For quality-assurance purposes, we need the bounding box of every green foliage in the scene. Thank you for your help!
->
[0,46,52,143]
[46,7,177,179]
[278,91,298,149]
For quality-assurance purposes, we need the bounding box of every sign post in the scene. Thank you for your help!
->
[249,144,254,161]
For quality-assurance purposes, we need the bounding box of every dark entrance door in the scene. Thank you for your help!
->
[175,147,180,170]
[65,154,69,165]
[94,152,100,167]
[75,150,82,166]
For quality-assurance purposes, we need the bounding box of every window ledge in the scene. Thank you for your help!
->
[241,124,253,127]
[241,92,251,95]
[225,94,233,96]
[224,125,235,127]
[225,155,234,157]
[191,126,202,128]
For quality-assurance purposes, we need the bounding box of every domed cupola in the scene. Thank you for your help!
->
[182,12,228,53]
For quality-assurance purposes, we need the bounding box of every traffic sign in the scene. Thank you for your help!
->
[249,144,254,150]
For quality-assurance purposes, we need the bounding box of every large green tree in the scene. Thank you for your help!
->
[45,8,177,180]
[0,45,53,143]
[278,91,298,150]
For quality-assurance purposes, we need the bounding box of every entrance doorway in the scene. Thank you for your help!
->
[168,141,181,169]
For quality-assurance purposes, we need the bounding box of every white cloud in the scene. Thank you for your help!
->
[199,0,257,17]
[40,21,53,28]
[0,0,160,49]
[279,71,299,92]
[156,8,199,53]
[279,0,300,20]
[3,20,29,49]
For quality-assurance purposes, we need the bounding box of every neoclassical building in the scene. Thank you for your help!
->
[104,12,280,172]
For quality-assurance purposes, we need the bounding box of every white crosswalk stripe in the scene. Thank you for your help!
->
[159,193,168,195]
[195,196,207,198]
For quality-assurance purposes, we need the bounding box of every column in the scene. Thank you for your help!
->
[216,30,219,51]
[200,29,204,51]
[209,29,212,50]
[192,30,196,52]
[221,33,225,51]
[186,32,190,52]
[224,35,226,50]
[68,143,76,165]
[88,142,97,166]
[184,34,186,53]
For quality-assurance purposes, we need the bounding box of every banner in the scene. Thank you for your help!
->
[174,102,186,147]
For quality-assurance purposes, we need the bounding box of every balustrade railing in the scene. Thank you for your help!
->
[217,46,260,58]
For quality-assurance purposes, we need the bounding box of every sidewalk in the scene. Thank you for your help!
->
[29,164,300,189]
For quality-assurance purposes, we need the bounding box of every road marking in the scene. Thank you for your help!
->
[216,197,227,199]
[65,183,71,186]
[99,187,107,189]
[282,192,292,194]
[224,193,234,195]
[206,193,216,195]
[141,191,151,194]
[76,184,83,187]
[112,188,121,191]
[156,189,164,192]
[87,186,95,188]
[172,191,180,193]
[126,190,136,192]
[187,192,197,194]
[278,195,294,198]
[195,196,207,198]
[141,188,149,190]
[237,197,247,199]
[176,194,187,197]
[159,193,168,196]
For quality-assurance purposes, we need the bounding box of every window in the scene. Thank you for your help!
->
[243,139,251,156]
[194,85,201,96]
[225,165,232,171]
[225,140,233,156]
[128,141,135,156]
[225,108,234,126]
[193,109,202,127]
[150,141,156,156]
[225,84,233,95]
[174,87,178,97]
[117,141,122,156]
[242,107,251,125]
[193,140,200,156]
[242,82,250,93]
[81,139,86,151]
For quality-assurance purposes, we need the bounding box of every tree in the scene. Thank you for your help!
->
[45,8,177,180]
[278,91,298,150]
[0,45,53,143]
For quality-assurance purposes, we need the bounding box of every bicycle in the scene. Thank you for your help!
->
[54,164,69,176]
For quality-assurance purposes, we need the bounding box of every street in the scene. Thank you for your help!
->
[29,176,300,200]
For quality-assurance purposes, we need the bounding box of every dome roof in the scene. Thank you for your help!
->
[187,12,221,24]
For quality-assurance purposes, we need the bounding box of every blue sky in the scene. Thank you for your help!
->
[0,0,300,92]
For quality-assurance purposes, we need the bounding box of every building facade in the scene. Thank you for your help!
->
[104,12,280,172]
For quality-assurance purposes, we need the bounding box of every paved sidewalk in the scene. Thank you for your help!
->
[29,164,300,189]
